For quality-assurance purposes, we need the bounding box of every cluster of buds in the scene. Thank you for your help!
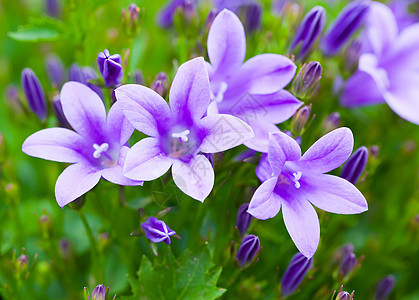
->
[10,249,37,283]
[151,72,169,98]
[292,61,322,100]
[121,3,142,36]
[333,285,355,300]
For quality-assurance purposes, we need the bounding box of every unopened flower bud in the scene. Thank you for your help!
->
[45,54,65,87]
[38,214,51,238]
[236,234,260,267]
[5,84,24,113]
[369,145,379,159]
[141,217,176,245]
[323,112,341,133]
[205,10,218,31]
[68,64,102,97]
[242,3,262,34]
[151,72,168,97]
[291,105,311,135]
[235,203,253,235]
[281,252,313,296]
[131,70,144,85]
[337,291,352,300]
[290,6,326,59]
[322,0,370,56]
[157,0,196,28]
[339,252,357,277]
[21,68,48,121]
[45,0,61,18]
[97,49,124,87]
[52,95,69,128]
[91,284,106,300]
[122,4,141,36]
[293,61,322,99]
[17,254,29,269]
[341,146,368,185]
[375,275,395,300]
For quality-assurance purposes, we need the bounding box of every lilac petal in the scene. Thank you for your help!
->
[237,54,297,94]
[172,155,214,202]
[123,137,173,181]
[303,174,368,214]
[341,70,385,107]
[207,9,246,75]
[199,114,254,153]
[169,57,211,121]
[55,163,102,207]
[248,177,281,220]
[297,127,354,174]
[106,101,134,145]
[255,154,272,183]
[282,197,320,258]
[268,131,301,176]
[115,84,171,137]
[22,128,85,163]
[243,119,280,153]
[60,82,107,139]
[102,146,143,186]
[358,53,389,93]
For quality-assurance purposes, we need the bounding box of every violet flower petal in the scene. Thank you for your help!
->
[385,23,419,70]
[268,131,301,176]
[123,137,173,181]
[207,9,246,76]
[60,82,107,139]
[115,84,171,137]
[106,101,134,146]
[55,163,102,208]
[248,177,282,220]
[199,114,254,153]
[171,154,214,202]
[243,119,280,153]
[169,57,211,122]
[255,154,272,182]
[297,127,353,174]
[22,128,85,163]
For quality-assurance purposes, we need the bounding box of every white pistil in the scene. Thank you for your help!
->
[93,143,109,159]
[172,130,190,142]
[292,171,302,189]
[214,81,228,103]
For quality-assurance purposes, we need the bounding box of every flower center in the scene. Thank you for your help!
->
[171,130,190,142]
[291,171,302,189]
[276,170,302,189]
[168,129,198,159]
[93,143,109,158]
[92,143,116,168]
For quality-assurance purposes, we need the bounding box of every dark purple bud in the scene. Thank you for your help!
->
[339,252,357,277]
[290,6,326,59]
[291,105,311,135]
[151,72,168,97]
[292,61,322,99]
[97,49,124,87]
[91,284,106,300]
[205,9,218,31]
[236,234,260,267]
[68,63,84,82]
[52,95,69,128]
[323,112,341,133]
[341,146,368,185]
[375,275,395,300]
[236,203,253,235]
[21,68,48,121]
[82,66,103,97]
[45,54,65,87]
[141,217,176,245]
[336,291,352,300]
[281,252,313,296]
[243,3,262,33]
[321,0,370,56]
[45,0,61,18]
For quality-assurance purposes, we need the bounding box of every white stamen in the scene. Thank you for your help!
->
[292,171,302,189]
[93,143,109,159]
[214,81,228,103]
[172,130,190,142]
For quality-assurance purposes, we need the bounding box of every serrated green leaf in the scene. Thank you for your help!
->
[128,247,226,300]
[8,17,65,42]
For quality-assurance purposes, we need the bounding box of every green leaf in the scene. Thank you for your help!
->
[128,246,226,300]
[8,17,65,42]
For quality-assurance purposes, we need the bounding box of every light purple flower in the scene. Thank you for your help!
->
[341,2,419,125]
[141,217,176,245]
[22,82,141,207]
[206,9,301,152]
[247,128,368,258]
[116,57,254,202]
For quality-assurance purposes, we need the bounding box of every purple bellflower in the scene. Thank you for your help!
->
[116,57,254,202]
[21,68,48,121]
[141,217,176,245]
[97,49,123,87]
[206,9,301,152]
[321,0,370,56]
[247,128,368,258]
[341,2,419,124]
[22,82,142,207]
[236,234,260,267]
[281,252,313,296]
[290,6,326,59]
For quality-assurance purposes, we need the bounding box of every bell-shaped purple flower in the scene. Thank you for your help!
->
[22,82,142,207]
[21,68,48,121]
[236,234,260,267]
[116,57,254,202]
[281,252,313,296]
[235,203,253,235]
[97,49,123,87]
[322,0,370,56]
[141,217,176,245]
[339,252,357,277]
[248,128,368,258]
[45,54,65,87]
[341,146,368,185]
[290,6,326,59]
[91,284,106,300]
[375,275,395,300]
